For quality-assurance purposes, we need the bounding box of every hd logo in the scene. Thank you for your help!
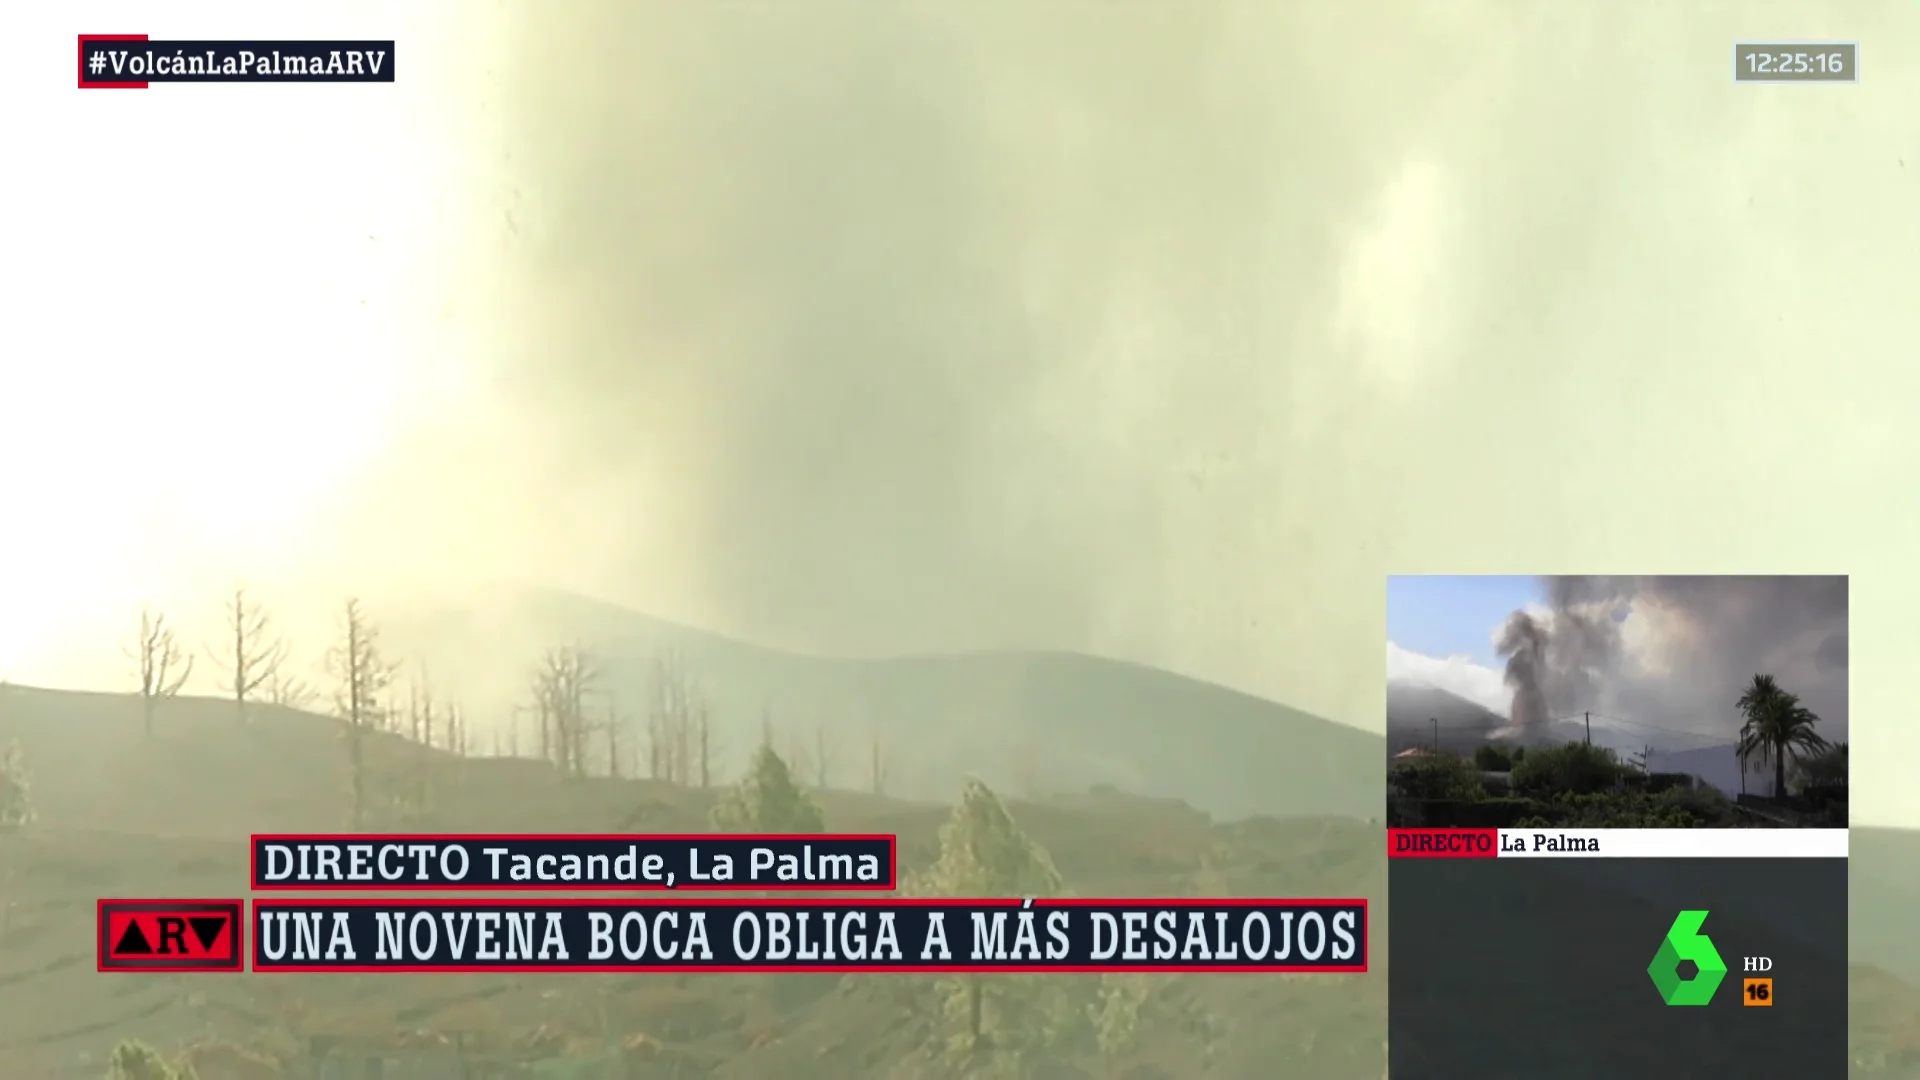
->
[1647,910,1727,1006]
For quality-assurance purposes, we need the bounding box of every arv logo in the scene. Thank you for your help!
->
[1647,910,1728,1006]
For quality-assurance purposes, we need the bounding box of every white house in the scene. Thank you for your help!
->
[1644,744,1778,799]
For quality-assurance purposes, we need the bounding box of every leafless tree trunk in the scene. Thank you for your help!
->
[327,599,394,831]
[601,692,624,779]
[653,653,683,783]
[814,726,836,789]
[267,673,319,711]
[209,587,287,726]
[648,650,716,785]
[525,698,552,764]
[127,606,193,737]
[421,682,439,749]
[695,696,717,787]
[869,730,888,796]
[532,645,599,777]
[404,674,444,807]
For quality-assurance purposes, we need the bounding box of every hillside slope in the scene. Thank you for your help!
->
[1386,680,1615,756]
[0,727,1388,1078]
[367,588,1387,821]
[1385,682,1504,755]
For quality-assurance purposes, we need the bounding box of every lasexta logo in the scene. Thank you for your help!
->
[97,899,244,972]
[1647,909,1727,1006]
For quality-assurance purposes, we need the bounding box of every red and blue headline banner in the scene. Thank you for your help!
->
[251,897,1369,973]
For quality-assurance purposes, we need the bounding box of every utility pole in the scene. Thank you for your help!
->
[1430,717,1439,752]
[1584,712,1591,746]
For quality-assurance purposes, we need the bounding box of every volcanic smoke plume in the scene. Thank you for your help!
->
[1491,575,1849,744]
[1495,609,1551,733]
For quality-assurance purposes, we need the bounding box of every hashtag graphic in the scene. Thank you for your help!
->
[88,51,107,75]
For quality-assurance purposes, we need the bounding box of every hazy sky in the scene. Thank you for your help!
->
[6,4,1920,823]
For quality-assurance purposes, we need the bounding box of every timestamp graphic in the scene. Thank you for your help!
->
[1733,41,1857,83]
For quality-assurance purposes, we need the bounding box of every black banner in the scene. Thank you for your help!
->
[251,898,1369,973]
[78,38,394,87]
[251,834,897,891]
[1390,857,1845,1078]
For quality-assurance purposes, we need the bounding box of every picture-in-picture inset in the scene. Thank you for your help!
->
[1386,575,1847,830]
[1384,575,1848,1079]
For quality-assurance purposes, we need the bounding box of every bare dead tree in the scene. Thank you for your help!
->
[209,587,287,725]
[513,701,546,763]
[675,694,693,784]
[814,726,837,790]
[868,729,889,796]
[446,702,468,757]
[327,598,395,830]
[647,653,680,782]
[506,707,524,758]
[397,672,445,809]
[420,680,439,749]
[127,606,193,737]
[598,692,624,779]
[533,683,558,768]
[382,687,406,744]
[647,650,713,785]
[266,673,319,712]
[644,708,664,779]
[694,693,718,787]
[532,645,599,777]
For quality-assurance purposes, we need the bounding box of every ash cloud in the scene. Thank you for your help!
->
[1494,576,1848,746]
[443,1,1483,683]
[309,0,1915,730]
[1494,608,1553,733]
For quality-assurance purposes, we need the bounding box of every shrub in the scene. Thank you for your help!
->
[1655,783,1737,826]
[1515,785,1737,827]
[1795,743,1848,792]
[106,1040,197,1080]
[1472,743,1514,772]
[1510,742,1623,797]
[709,745,824,833]
[1390,755,1485,801]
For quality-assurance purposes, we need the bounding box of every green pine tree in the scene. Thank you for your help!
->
[913,779,1081,1075]
[106,1039,197,1080]
[918,779,1064,898]
[709,744,825,833]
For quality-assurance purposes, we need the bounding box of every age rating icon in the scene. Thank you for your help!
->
[97,899,244,972]
[1647,909,1727,1006]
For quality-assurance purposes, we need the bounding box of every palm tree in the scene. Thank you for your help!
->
[1734,674,1828,802]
